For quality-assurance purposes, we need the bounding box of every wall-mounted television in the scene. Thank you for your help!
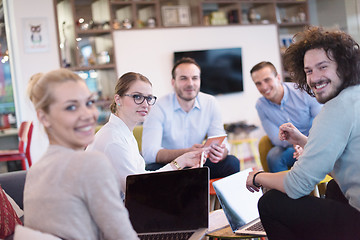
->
[174,48,243,95]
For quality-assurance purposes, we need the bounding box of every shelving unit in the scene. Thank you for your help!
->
[53,0,309,96]
[54,0,117,106]
[200,1,242,25]
[276,1,309,80]
[55,0,114,69]
[110,1,161,29]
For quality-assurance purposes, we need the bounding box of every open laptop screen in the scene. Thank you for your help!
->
[125,167,209,233]
[213,168,263,231]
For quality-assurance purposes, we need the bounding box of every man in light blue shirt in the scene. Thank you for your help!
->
[251,61,322,172]
[142,57,239,179]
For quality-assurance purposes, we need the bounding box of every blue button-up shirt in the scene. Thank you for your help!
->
[142,92,227,163]
[256,82,322,147]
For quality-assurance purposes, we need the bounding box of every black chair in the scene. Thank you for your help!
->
[0,170,27,209]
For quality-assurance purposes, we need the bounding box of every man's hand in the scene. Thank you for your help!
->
[293,145,303,160]
[207,144,226,163]
[279,122,308,148]
[189,143,204,152]
[246,170,262,193]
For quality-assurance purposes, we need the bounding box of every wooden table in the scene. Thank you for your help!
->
[207,226,266,239]
[207,210,266,240]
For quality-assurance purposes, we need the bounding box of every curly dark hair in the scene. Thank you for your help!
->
[284,26,360,96]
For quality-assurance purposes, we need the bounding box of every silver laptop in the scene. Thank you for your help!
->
[212,168,267,236]
[125,167,209,240]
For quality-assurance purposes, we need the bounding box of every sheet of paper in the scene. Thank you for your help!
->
[207,209,230,233]
[200,151,205,168]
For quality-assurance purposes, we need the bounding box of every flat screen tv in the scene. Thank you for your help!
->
[174,48,243,95]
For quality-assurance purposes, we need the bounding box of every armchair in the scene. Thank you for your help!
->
[133,125,143,152]
[0,121,33,170]
[258,135,332,197]
[258,135,273,172]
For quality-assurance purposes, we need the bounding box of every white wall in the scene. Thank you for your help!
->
[345,0,360,43]
[309,0,360,46]
[4,0,59,163]
[114,25,282,136]
[308,0,319,25]
[315,0,348,30]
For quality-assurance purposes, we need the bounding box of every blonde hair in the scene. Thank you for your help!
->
[110,72,152,113]
[27,69,84,113]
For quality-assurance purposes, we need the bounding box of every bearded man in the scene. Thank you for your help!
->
[142,57,239,179]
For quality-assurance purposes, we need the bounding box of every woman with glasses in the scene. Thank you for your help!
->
[87,72,203,198]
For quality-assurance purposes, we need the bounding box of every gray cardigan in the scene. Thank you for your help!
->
[285,85,360,212]
[24,145,138,240]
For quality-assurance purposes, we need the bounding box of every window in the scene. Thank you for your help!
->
[0,0,16,129]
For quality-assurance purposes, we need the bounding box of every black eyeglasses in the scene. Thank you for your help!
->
[122,94,157,105]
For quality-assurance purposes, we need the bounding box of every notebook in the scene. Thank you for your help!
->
[203,134,227,148]
[212,168,267,236]
[125,167,209,240]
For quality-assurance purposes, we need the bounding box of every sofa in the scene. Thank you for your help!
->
[0,170,27,239]
[0,170,26,210]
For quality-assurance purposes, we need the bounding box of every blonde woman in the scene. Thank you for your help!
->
[24,69,138,240]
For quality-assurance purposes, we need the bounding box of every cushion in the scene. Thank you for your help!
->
[0,185,22,239]
[3,191,23,219]
[14,225,62,240]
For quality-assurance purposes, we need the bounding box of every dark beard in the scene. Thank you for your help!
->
[315,82,345,104]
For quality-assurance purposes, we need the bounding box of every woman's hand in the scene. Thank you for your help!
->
[175,149,204,169]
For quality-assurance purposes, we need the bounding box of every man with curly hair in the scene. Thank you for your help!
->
[246,26,360,239]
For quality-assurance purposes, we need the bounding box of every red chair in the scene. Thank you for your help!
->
[0,121,33,170]
[0,114,11,131]
[210,178,222,210]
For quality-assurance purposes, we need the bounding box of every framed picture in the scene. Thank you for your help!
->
[23,18,50,53]
[161,6,191,27]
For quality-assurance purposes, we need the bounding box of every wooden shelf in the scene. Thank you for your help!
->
[68,63,116,72]
[76,29,112,36]
[110,0,160,29]
[54,0,309,95]
[110,0,158,3]
[278,21,308,27]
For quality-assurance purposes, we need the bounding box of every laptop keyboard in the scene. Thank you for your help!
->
[138,231,194,240]
[245,221,265,232]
